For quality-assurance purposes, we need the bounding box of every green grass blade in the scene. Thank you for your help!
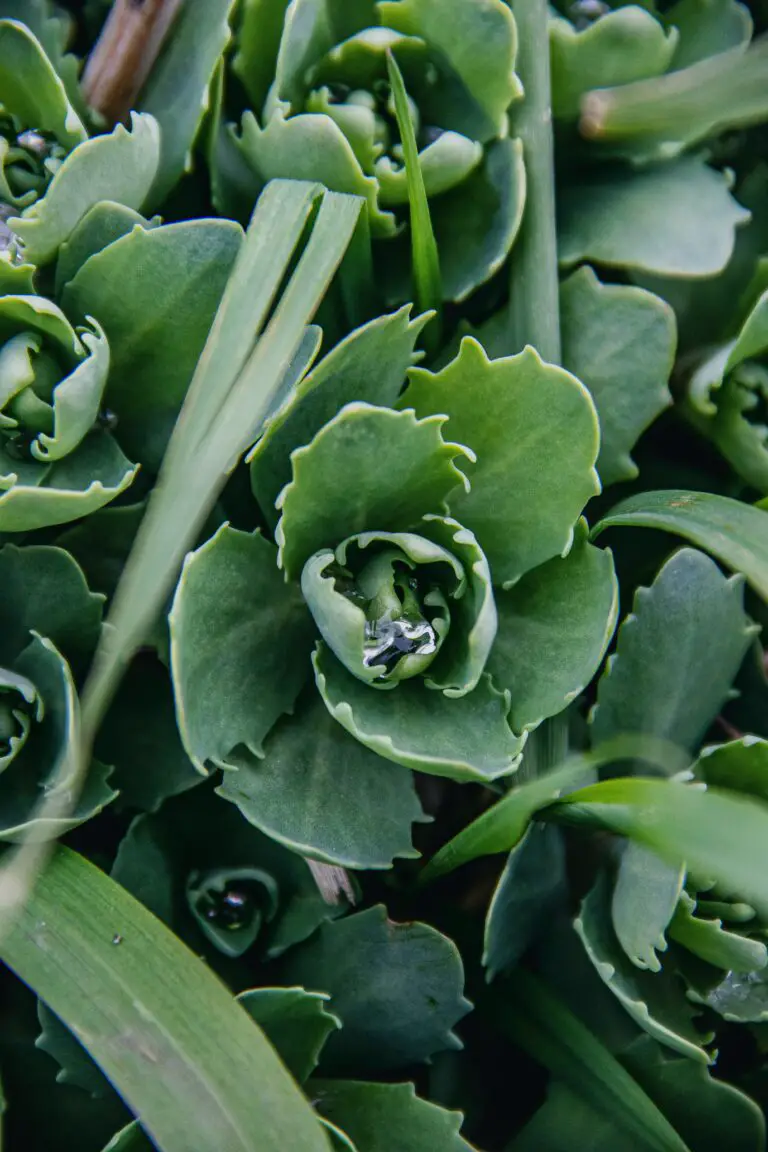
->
[0,847,331,1152]
[386,52,442,350]
[491,970,690,1152]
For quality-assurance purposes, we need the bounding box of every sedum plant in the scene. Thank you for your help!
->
[4,2,768,1152]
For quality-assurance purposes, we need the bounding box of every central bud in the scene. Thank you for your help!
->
[0,668,39,769]
[355,549,441,680]
[186,866,279,958]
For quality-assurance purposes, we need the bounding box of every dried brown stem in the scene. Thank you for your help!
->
[81,0,184,125]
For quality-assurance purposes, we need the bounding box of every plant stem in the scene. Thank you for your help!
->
[508,0,561,365]
[82,0,184,124]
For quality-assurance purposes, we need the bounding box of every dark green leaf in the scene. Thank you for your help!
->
[238,988,340,1084]
[311,1080,474,1152]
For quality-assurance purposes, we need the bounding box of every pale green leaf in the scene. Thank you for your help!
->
[666,0,752,69]
[12,113,160,266]
[576,874,712,1062]
[311,1080,474,1152]
[237,988,341,1084]
[61,218,242,470]
[250,305,429,527]
[218,691,427,869]
[669,890,768,971]
[489,520,618,732]
[314,643,523,782]
[233,0,291,111]
[591,548,755,752]
[0,847,332,1152]
[275,403,470,580]
[54,202,159,297]
[592,489,768,601]
[0,18,85,150]
[138,0,236,206]
[612,843,684,973]
[550,8,678,121]
[401,337,600,586]
[697,736,768,800]
[560,266,676,485]
[558,157,750,278]
[169,524,315,771]
[279,905,470,1074]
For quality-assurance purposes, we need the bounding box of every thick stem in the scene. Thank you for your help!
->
[508,0,561,365]
[81,0,184,124]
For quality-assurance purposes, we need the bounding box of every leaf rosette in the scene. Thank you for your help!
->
[0,542,115,842]
[0,294,137,530]
[216,0,526,301]
[170,309,616,867]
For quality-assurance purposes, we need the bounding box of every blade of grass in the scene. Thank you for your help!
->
[487,970,690,1152]
[386,51,442,354]
[508,0,559,364]
[0,847,331,1152]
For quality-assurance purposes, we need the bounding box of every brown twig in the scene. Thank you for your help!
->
[81,0,184,125]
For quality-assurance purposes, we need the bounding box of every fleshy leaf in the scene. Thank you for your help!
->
[218,690,427,869]
[591,548,755,753]
[312,1080,474,1152]
[275,403,470,581]
[11,113,161,265]
[550,8,678,121]
[0,429,138,532]
[314,643,523,782]
[37,1001,111,1099]
[488,520,618,733]
[250,305,430,527]
[666,0,752,69]
[138,0,236,205]
[668,890,768,971]
[558,157,750,278]
[378,0,521,141]
[169,524,316,771]
[237,988,341,1084]
[55,202,159,297]
[0,18,86,150]
[576,874,712,1063]
[32,319,110,463]
[483,823,567,980]
[62,218,242,470]
[560,266,676,485]
[278,905,470,1074]
[592,490,768,601]
[696,736,768,801]
[612,843,684,973]
[401,337,600,586]
[112,784,344,962]
[233,0,292,111]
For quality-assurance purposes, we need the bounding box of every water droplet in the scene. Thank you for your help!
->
[16,130,48,159]
[569,0,610,27]
[97,408,119,431]
[200,884,254,932]
[364,617,437,673]
[112,933,123,946]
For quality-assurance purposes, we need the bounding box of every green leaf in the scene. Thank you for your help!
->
[279,905,470,1074]
[378,0,521,141]
[550,8,678,121]
[555,776,768,920]
[138,0,236,206]
[696,736,768,801]
[61,217,242,470]
[311,1080,474,1152]
[0,846,333,1152]
[483,823,566,979]
[421,759,588,883]
[112,783,345,962]
[591,548,755,753]
[592,490,768,601]
[236,106,396,238]
[233,0,291,111]
[560,266,676,485]
[314,643,523,782]
[11,113,160,266]
[493,968,692,1152]
[250,305,429,527]
[666,0,752,69]
[692,965,768,1024]
[558,157,750,278]
[275,403,470,581]
[668,890,768,971]
[237,988,341,1084]
[611,843,684,973]
[488,520,618,732]
[385,52,441,343]
[576,874,712,1062]
[102,1123,153,1152]
[37,1000,111,1098]
[96,654,201,813]
[0,428,138,532]
[169,524,316,771]
[218,691,427,869]
[54,202,158,297]
[401,337,600,586]
[0,18,86,150]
